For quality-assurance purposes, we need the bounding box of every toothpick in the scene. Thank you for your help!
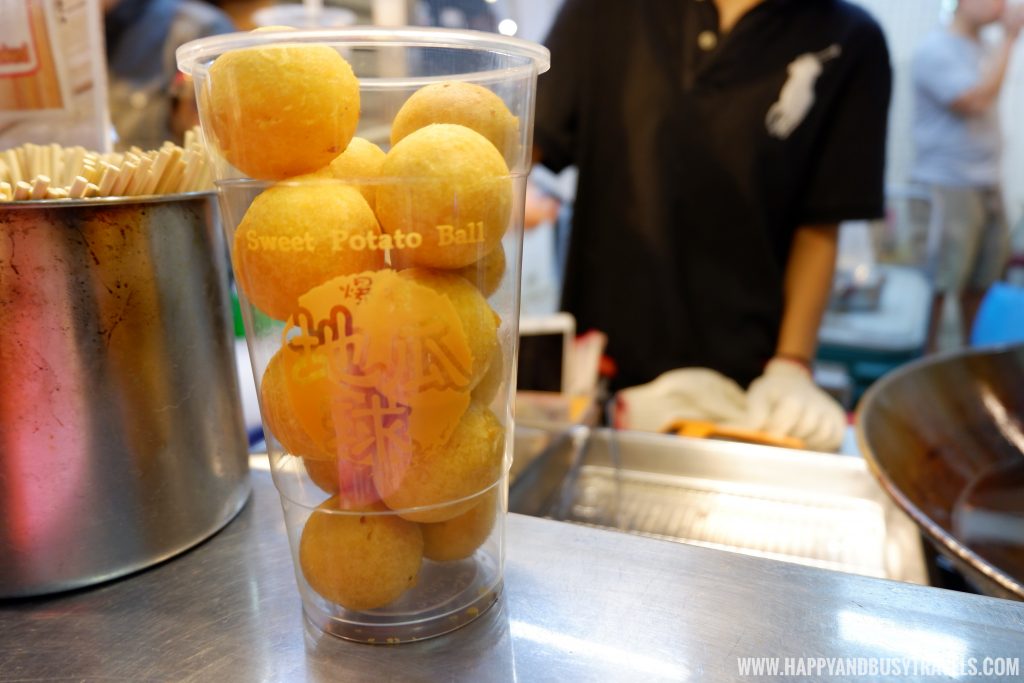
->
[14,181,31,200]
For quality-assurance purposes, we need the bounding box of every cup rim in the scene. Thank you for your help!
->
[176,26,551,80]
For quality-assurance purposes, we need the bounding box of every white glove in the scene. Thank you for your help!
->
[617,368,748,432]
[745,358,846,452]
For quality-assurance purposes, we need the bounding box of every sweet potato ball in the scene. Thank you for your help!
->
[454,242,506,298]
[286,270,473,450]
[204,44,360,179]
[260,350,334,460]
[299,499,423,611]
[326,137,386,212]
[374,402,504,523]
[398,268,499,390]
[421,488,499,562]
[377,124,512,269]
[390,81,520,167]
[232,181,383,321]
[471,344,504,407]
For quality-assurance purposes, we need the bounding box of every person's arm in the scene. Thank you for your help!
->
[774,223,838,367]
[747,222,844,451]
[950,41,1018,116]
[948,8,1024,116]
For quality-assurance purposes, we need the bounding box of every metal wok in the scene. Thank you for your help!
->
[857,345,1024,600]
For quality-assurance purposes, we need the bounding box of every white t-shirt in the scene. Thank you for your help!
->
[910,29,1002,187]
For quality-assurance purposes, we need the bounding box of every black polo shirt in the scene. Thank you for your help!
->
[535,0,891,389]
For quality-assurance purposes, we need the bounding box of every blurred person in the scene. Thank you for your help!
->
[105,0,235,150]
[417,0,497,32]
[910,0,1024,351]
[534,0,892,451]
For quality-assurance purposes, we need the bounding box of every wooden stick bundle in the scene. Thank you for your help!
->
[0,127,213,202]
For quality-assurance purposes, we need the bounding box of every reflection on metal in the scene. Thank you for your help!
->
[509,620,691,681]
[510,428,927,585]
[0,194,250,597]
[837,611,968,676]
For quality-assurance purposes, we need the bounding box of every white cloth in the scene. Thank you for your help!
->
[746,359,846,452]
[617,368,748,432]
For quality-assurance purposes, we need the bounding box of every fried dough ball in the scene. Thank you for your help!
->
[232,181,383,320]
[299,499,423,611]
[302,457,380,507]
[260,350,333,460]
[421,488,499,562]
[454,242,506,298]
[326,137,386,211]
[390,81,520,167]
[287,271,473,450]
[374,403,504,523]
[203,44,359,179]
[471,344,504,407]
[303,456,340,494]
[394,241,507,298]
[398,268,499,390]
[377,124,512,269]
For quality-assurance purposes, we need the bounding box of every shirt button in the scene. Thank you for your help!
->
[697,30,718,51]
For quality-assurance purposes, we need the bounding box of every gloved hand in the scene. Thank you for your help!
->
[745,358,846,452]
[616,368,748,432]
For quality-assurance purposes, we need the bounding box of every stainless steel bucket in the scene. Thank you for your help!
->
[0,193,250,597]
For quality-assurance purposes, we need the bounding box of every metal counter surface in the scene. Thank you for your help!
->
[2,465,1023,682]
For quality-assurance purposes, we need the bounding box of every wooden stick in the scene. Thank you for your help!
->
[154,148,183,194]
[126,155,153,195]
[50,144,62,186]
[30,175,50,199]
[0,181,11,201]
[142,148,172,195]
[111,162,137,196]
[14,181,32,200]
[97,163,119,196]
[68,176,90,199]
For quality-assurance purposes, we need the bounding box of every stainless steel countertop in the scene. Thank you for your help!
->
[2,464,1023,682]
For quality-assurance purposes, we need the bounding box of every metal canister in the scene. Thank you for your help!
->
[0,193,250,597]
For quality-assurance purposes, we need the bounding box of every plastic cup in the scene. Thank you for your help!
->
[177,28,549,643]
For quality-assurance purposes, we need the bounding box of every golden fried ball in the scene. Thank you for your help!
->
[327,137,386,211]
[390,81,520,167]
[302,457,380,507]
[454,243,506,298]
[374,402,504,523]
[285,270,473,452]
[299,499,423,611]
[471,344,504,407]
[421,488,499,562]
[303,456,339,494]
[204,44,360,179]
[398,268,499,390]
[394,241,507,298]
[377,124,512,269]
[232,181,384,320]
[260,350,334,460]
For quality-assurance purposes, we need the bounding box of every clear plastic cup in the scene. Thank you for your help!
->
[177,28,549,643]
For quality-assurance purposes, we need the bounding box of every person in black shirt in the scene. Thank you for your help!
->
[535,0,892,451]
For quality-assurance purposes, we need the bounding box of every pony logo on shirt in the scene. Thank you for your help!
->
[766,44,841,139]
